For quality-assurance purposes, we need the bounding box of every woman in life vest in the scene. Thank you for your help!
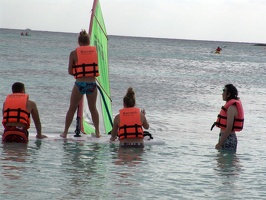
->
[110,87,149,147]
[212,84,244,151]
[60,30,101,138]
[2,82,47,143]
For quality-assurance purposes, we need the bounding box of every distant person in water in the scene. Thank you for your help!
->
[60,30,101,138]
[21,32,24,36]
[2,82,47,143]
[110,87,149,148]
[215,46,222,53]
[211,84,244,151]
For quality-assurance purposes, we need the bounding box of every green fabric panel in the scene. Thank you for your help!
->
[83,0,113,134]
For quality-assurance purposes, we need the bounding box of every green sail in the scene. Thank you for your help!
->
[81,0,113,134]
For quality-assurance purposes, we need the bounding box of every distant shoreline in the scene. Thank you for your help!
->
[1,27,266,44]
[254,43,266,46]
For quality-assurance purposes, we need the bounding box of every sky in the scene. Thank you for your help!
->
[1,0,266,43]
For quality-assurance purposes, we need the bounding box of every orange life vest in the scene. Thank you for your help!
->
[118,107,144,140]
[211,99,244,132]
[72,46,99,78]
[2,93,30,129]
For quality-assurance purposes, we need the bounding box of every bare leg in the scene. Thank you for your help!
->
[61,84,83,138]
[86,88,101,137]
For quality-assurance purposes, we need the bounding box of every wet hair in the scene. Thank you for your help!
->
[123,87,136,107]
[224,84,238,101]
[12,82,25,93]
[78,30,90,45]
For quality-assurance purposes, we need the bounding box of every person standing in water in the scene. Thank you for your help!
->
[211,84,244,151]
[110,87,149,148]
[61,30,101,138]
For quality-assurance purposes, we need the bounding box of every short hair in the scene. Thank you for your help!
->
[12,82,25,93]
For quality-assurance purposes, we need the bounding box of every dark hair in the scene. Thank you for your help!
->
[12,82,25,93]
[123,87,136,107]
[78,30,90,45]
[224,84,238,101]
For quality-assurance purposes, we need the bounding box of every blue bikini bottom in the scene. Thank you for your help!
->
[75,82,96,95]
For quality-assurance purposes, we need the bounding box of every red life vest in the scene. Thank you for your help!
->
[2,93,31,129]
[211,99,244,132]
[2,126,29,143]
[118,107,144,140]
[72,46,99,78]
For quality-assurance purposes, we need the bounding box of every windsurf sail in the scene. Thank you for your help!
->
[76,0,113,135]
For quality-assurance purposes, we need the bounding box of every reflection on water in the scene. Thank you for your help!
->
[110,146,144,182]
[0,143,29,197]
[59,142,111,199]
[61,142,103,173]
[112,146,144,167]
[110,146,145,199]
[212,150,245,199]
[215,150,242,177]
[1,143,29,180]
[58,143,146,199]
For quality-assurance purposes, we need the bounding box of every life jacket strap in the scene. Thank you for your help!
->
[210,122,216,131]
[3,108,30,122]
[119,124,143,139]
[73,63,98,77]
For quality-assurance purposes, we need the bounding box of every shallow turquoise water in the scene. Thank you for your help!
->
[1,135,266,199]
[1,28,266,199]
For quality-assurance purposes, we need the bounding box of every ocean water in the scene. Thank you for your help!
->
[1,28,266,199]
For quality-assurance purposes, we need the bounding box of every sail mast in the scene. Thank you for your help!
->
[89,0,98,37]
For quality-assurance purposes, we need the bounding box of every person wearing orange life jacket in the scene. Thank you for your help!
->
[211,84,244,151]
[2,82,47,143]
[110,87,149,148]
[60,30,101,138]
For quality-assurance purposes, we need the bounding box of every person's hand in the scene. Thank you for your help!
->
[36,134,47,139]
[141,109,146,115]
[215,143,222,150]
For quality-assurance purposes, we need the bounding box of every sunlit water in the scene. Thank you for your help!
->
[0,28,266,199]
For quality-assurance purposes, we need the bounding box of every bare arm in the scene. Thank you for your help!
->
[30,101,41,136]
[140,109,149,130]
[68,50,76,75]
[28,100,46,139]
[110,115,119,141]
